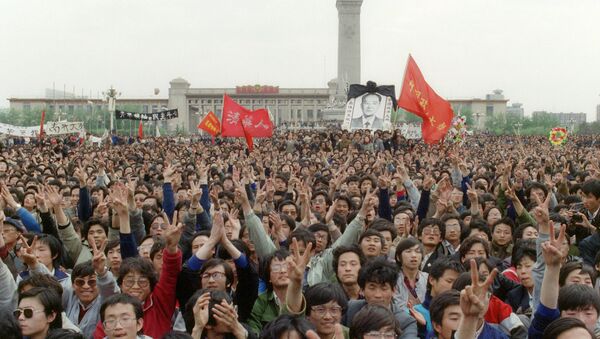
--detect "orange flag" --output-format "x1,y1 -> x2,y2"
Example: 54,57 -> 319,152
198,111 -> 221,136
398,55 -> 454,144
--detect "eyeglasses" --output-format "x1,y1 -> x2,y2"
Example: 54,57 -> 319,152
74,278 -> 97,288
201,272 -> 226,281
13,307 -> 44,319
151,223 -> 168,230
103,316 -> 136,330
310,305 -> 343,317
271,263 -> 288,273
422,228 -> 440,235
122,277 -> 150,288
364,331 -> 396,339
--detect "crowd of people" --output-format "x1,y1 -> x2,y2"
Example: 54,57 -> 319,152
0,127 -> 599,339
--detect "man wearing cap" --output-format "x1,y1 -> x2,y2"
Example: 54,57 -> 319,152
0,215 -> 28,278
0,211 -> 18,310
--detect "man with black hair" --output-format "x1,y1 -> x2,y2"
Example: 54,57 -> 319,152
184,289 -> 256,339
412,257 -> 464,337
100,293 -> 150,339
575,180 -> 600,266
529,210 -> 600,338
332,244 -> 366,300
341,258 -> 417,338
247,249 -> 290,336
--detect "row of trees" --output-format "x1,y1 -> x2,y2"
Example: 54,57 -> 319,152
395,108 -> 599,135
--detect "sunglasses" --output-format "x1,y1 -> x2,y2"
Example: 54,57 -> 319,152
13,307 -> 44,319
74,278 -> 97,288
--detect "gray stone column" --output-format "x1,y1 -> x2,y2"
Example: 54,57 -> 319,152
336,0 -> 363,95
168,77 -> 190,133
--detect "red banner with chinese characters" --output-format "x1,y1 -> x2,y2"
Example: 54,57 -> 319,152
197,111 -> 221,136
398,55 -> 454,144
220,95 -> 273,150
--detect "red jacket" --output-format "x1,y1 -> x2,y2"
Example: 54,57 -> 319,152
93,249 -> 182,339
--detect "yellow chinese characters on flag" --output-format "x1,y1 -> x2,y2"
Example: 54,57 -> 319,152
397,55 -> 454,144
197,111 -> 221,136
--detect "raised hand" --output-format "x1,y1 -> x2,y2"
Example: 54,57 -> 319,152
74,167 -> 89,188
192,292 -> 211,332
163,210 -> 183,253
541,223 -> 567,267
109,183 -> 129,216
422,176 -> 436,191
532,190 -> 552,227
0,181 -> 19,209
90,239 -> 107,275
325,199 -> 339,224
408,301 -> 427,326
460,259 -> 497,318
210,186 -> 220,210
44,185 -> 63,209
189,180 -> 203,202
286,237 -> 313,283
19,235 -> 39,268
34,185 -> 48,213
212,300 -> 246,338
466,183 -> 478,203
358,187 -> 378,220
163,163 -> 175,183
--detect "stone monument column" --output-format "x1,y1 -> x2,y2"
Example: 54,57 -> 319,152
336,0 -> 363,96
167,77 -> 190,133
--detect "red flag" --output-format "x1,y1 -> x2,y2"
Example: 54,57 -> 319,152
398,55 -> 454,144
197,111 -> 221,136
221,94 -> 250,137
138,121 -> 143,139
39,110 -> 45,140
244,108 -> 274,138
220,95 -> 273,151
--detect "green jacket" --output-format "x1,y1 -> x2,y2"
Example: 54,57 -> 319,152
247,291 -> 281,337
245,211 -> 366,286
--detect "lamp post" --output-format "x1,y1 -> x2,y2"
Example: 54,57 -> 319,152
474,112 -> 483,131
569,118 -> 576,134
514,121 -> 522,136
102,86 -> 121,133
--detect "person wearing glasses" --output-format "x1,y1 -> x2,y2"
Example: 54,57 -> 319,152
248,249 -> 291,336
62,254 -> 119,337
93,183 -> 183,339
100,293 -> 151,339
349,304 -> 401,339
15,287 -> 63,339
179,212 -> 258,324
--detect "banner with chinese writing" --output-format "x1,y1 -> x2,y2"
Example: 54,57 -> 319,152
397,55 -> 454,144
0,121 -> 84,138
221,95 -> 273,138
115,109 -> 178,121
197,111 -> 221,136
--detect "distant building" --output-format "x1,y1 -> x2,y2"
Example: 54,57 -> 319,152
449,89 -> 509,129
532,111 -> 586,127
506,103 -> 525,119
596,104 -> 600,122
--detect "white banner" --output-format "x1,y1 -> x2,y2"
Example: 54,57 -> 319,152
0,121 -> 84,137
398,123 -> 422,140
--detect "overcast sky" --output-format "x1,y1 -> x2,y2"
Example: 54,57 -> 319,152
1,0 -> 599,120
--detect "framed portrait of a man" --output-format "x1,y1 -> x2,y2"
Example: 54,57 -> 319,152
342,92 -> 393,131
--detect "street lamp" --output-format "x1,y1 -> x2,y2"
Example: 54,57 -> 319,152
513,121 -> 522,136
102,86 -> 121,133
474,112 -> 483,131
